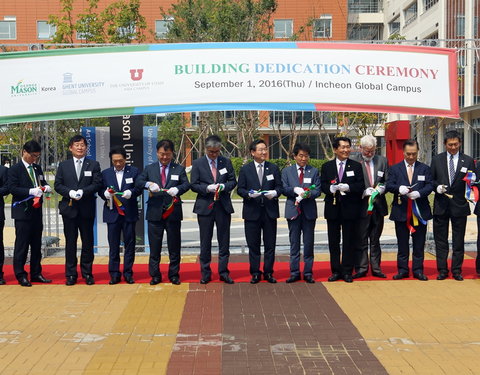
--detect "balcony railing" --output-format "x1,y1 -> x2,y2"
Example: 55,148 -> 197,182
348,0 -> 382,13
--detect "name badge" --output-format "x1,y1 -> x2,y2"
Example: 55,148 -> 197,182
346,170 -> 354,177
125,177 -> 133,184
39,175 -> 44,180
171,175 -> 179,181
304,177 -> 312,184
461,167 -> 467,173
418,175 -> 425,181
377,171 -> 384,177
84,171 -> 92,177
266,174 -> 274,181
219,168 -> 227,175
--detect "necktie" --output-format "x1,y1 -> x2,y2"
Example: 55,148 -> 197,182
299,167 -> 304,185
449,154 -> 455,185
258,164 -> 263,185
365,160 -> 373,187
211,160 -> 217,183
407,164 -> 413,184
161,165 -> 167,187
76,159 -> 82,180
28,165 -> 37,187
338,162 -> 344,181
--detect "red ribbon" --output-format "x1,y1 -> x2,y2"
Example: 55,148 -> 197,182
406,198 -> 415,234
162,196 -> 179,219
108,188 -> 125,216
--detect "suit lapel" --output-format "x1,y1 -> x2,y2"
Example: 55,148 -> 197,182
167,163 -> 177,187
452,153 -> 465,185
78,158 -> 89,183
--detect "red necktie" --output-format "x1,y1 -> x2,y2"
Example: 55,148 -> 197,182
161,165 -> 167,187
211,160 -> 217,183
299,167 -> 304,185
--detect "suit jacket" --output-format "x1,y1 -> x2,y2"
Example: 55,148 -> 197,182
54,158 -> 102,219
386,160 -> 433,222
282,164 -> 321,220
136,161 -> 190,221
431,152 -> 475,217
0,165 -> 8,221
320,159 -> 365,220
8,162 -> 48,220
237,161 -> 283,220
190,155 -> 237,215
101,165 -> 142,223
474,161 -> 480,216
351,154 -> 389,217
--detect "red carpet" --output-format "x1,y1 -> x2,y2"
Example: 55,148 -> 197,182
3,259 -> 479,284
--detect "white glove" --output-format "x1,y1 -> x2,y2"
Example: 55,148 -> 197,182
29,187 -> 43,197
295,196 -> 303,204
407,191 -> 420,200
248,192 -> 262,198
43,185 -> 52,193
207,184 -> 218,193
293,187 -> 305,196
104,189 -> 112,199
75,189 -> 83,200
338,183 -> 350,192
436,185 -> 447,194
330,184 -> 339,194
363,187 -> 375,197
472,173 -> 477,181
399,185 -> 410,195
376,185 -> 386,194
122,189 -> 132,199
69,190 -> 77,199
264,190 -> 277,199
148,182 -> 160,193
166,187 -> 178,197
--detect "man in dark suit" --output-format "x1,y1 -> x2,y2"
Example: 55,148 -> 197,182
351,134 -> 389,279
190,135 -> 237,284
9,140 -> 52,287
237,139 -> 283,284
136,139 -> 190,285
54,135 -> 102,286
386,139 -> 433,281
474,162 -> 480,277
321,137 -> 365,283
101,147 -> 142,285
282,143 -> 321,283
0,164 -> 8,285
431,130 -> 475,281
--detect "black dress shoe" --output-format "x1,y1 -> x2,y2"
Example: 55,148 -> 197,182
66,276 -> 77,286
18,277 -> 32,287
170,277 -> 181,285
264,274 -> 277,283
453,274 -> 464,281
199,278 -> 210,284
109,277 -> 121,285
85,275 -> 95,285
250,274 -> 261,284
150,277 -> 161,285
0,278 -> 5,285
414,273 -> 428,281
343,274 -> 353,283
286,275 -> 301,283
393,273 -> 409,280
31,274 -> 52,283
436,273 -> 448,280
352,271 -> 367,279
328,273 -> 342,282
304,275 -> 315,284
220,275 -> 235,284
372,272 -> 387,278
124,276 -> 135,284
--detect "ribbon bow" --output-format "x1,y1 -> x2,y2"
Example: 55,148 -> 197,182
462,170 -> 479,204
108,186 -> 125,216
208,184 -> 224,209
290,184 -> 316,220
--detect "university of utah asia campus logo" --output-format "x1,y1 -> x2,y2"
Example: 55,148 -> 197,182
129,69 -> 144,81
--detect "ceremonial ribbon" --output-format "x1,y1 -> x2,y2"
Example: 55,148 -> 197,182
405,197 -> 427,234
208,184 -> 224,209
13,186 -> 51,211
108,186 -> 125,216
366,184 -> 384,215
462,170 -> 479,204
290,184 -> 316,220
162,196 -> 179,219
248,189 -> 269,195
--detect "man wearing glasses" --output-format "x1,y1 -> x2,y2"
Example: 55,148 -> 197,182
8,140 -> 52,286
190,135 -> 237,284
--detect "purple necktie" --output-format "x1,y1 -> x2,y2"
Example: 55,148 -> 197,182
338,162 -> 344,181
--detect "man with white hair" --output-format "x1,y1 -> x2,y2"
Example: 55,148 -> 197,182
351,135 -> 389,279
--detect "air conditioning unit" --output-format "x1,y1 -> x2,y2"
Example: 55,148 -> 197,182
28,44 -> 44,51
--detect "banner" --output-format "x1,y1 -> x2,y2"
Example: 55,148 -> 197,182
142,125 -> 158,253
0,42 -> 459,122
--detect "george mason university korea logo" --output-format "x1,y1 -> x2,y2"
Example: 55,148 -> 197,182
129,69 -> 144,81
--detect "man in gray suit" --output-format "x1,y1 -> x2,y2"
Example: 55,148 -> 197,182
282,143 -> 321,283
352,135 -> 389,279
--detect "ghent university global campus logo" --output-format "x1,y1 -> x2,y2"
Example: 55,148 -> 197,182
10,80 -> 38,97
129,69 -> 144,81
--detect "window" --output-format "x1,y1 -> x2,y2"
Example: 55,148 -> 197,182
348,24 -> 381,40
155,19 -> 173,39
274,19 -> 293,38
348,0 -> 381,13
457,15 -> 479,37
404,2 -> 417,27
37,21 -> 56,39
389,17 -> 400,35
313,15 -> 332,38
117,23 -> 136,40
0,18 -> 16,40
423,0 -> 438,11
